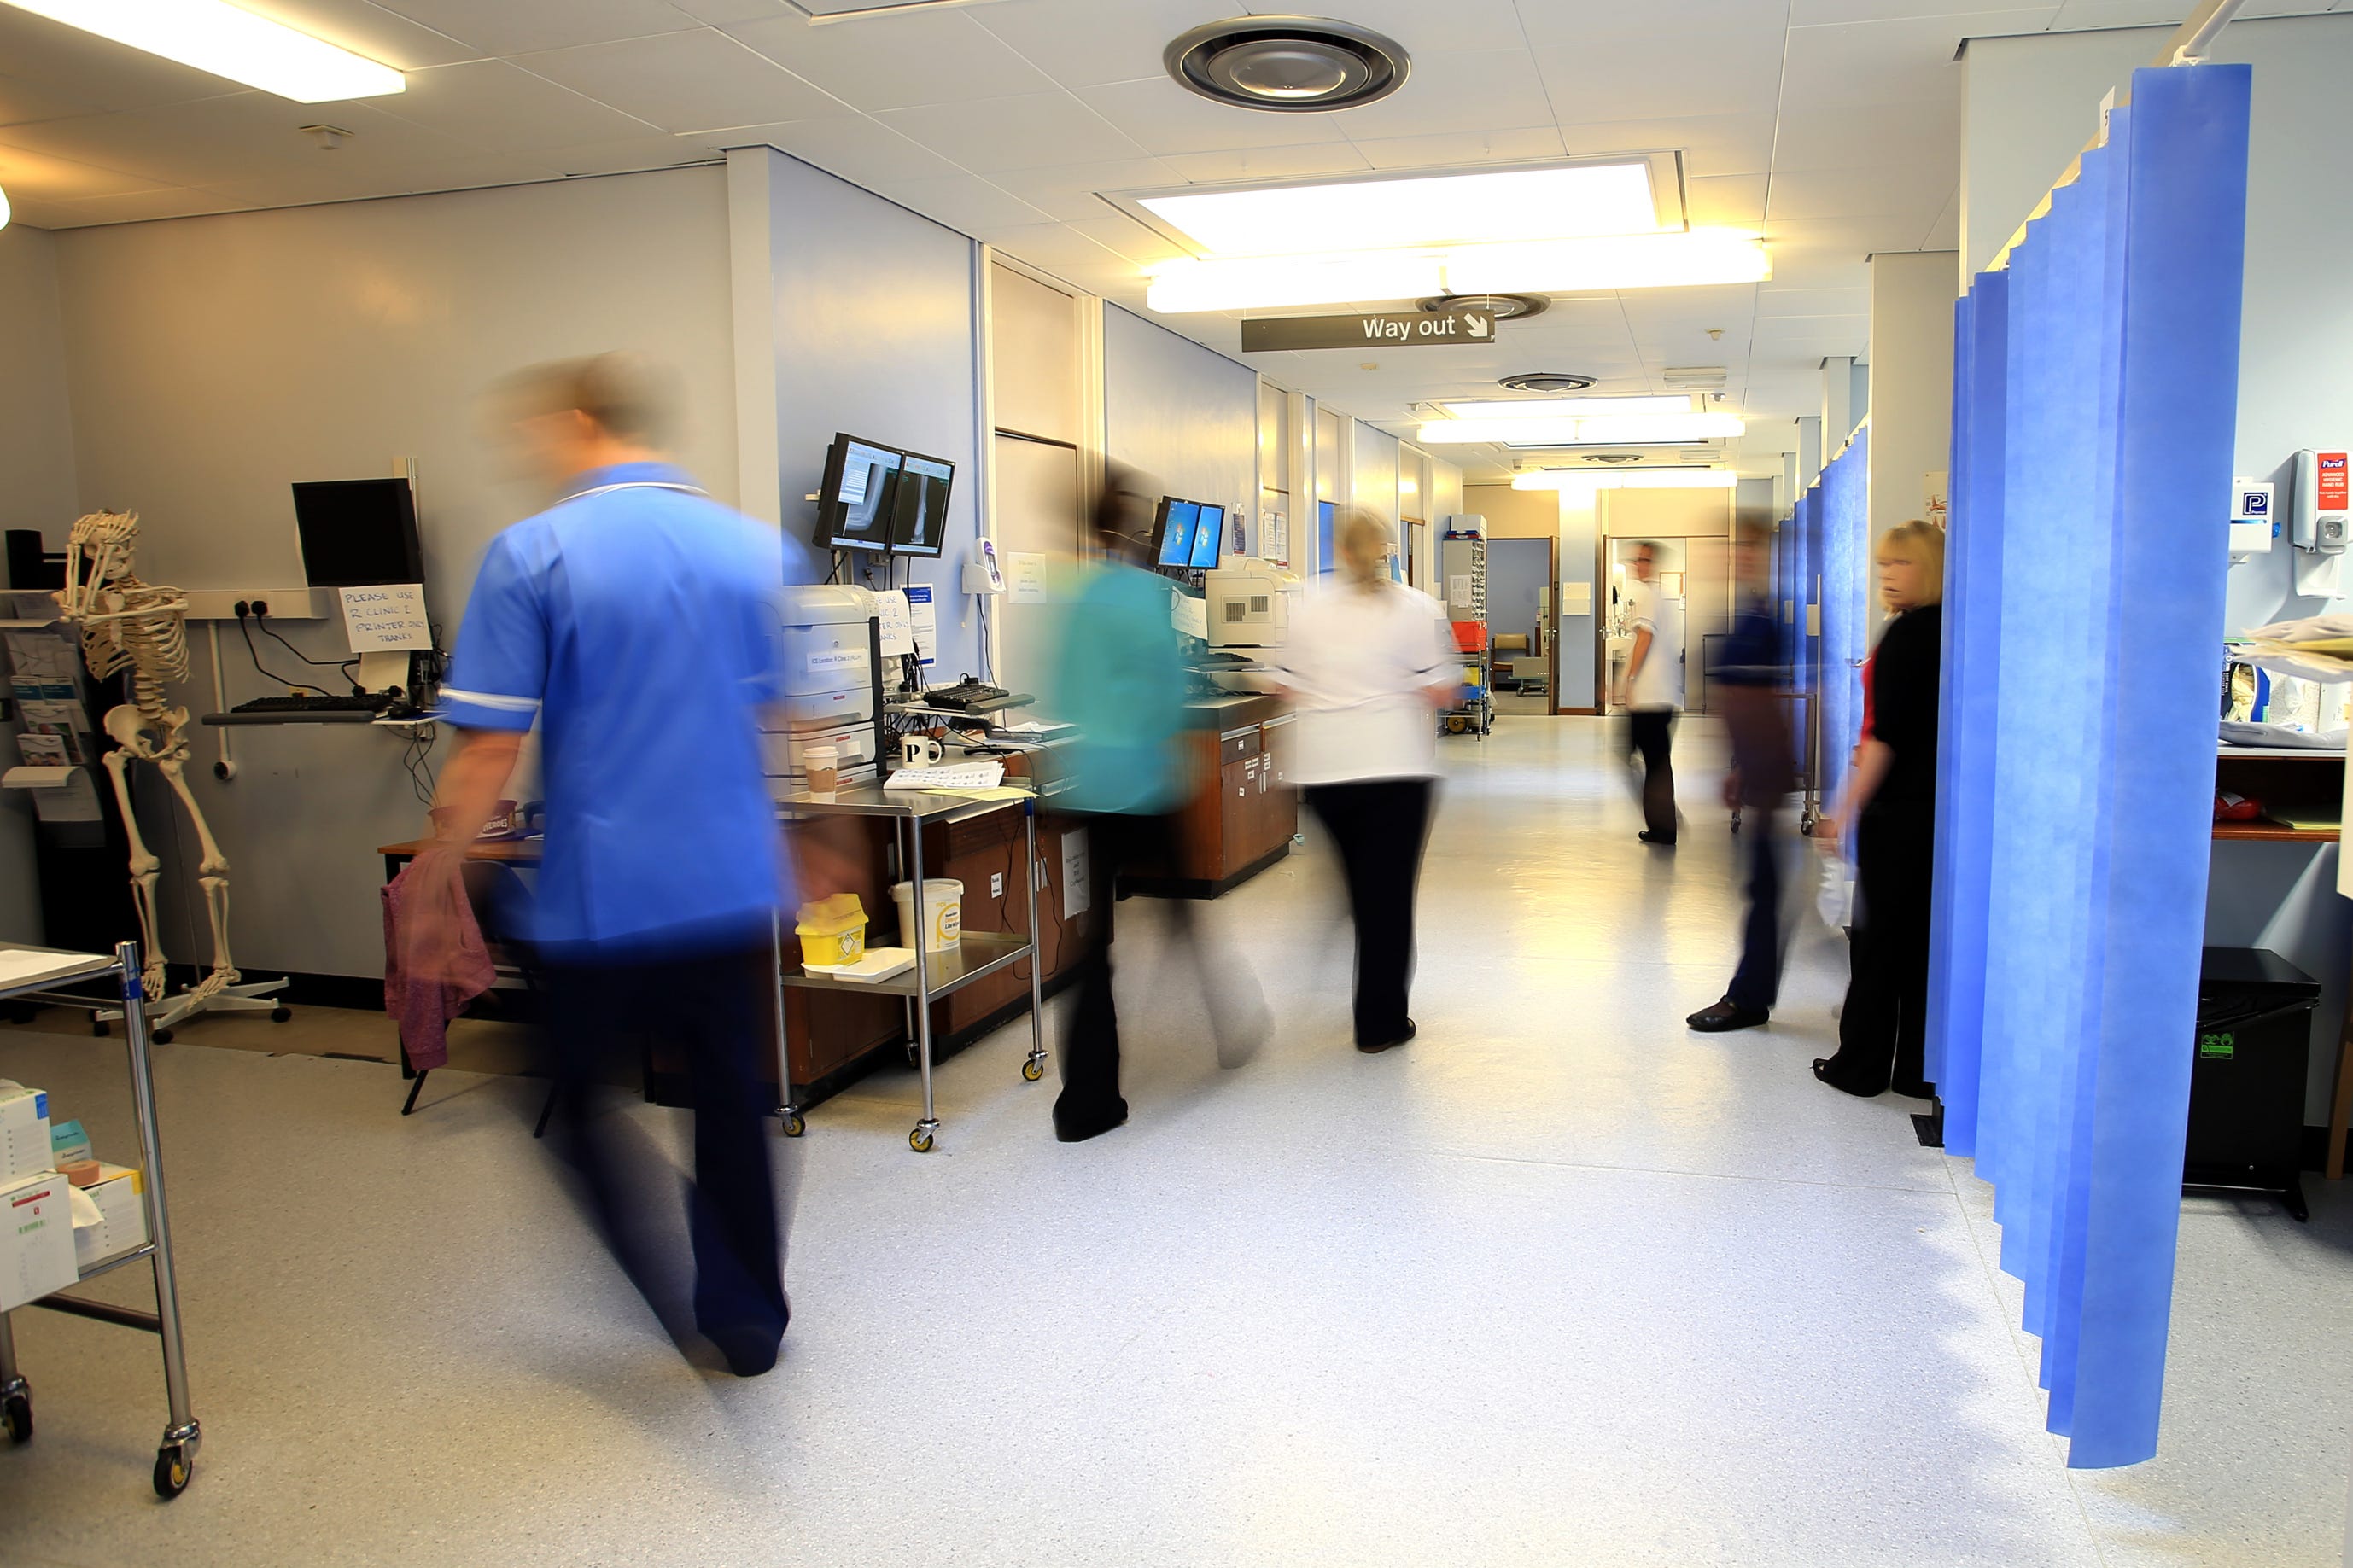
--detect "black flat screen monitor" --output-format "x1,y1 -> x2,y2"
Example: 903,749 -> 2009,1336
819,434 -> 902,552
1189,504 -> 1227,570
889,451 -> 954,558
292,478 -> 423,588
1154,498 -> 1200,570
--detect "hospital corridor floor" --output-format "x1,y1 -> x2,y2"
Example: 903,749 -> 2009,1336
2,717 -> 2346,1567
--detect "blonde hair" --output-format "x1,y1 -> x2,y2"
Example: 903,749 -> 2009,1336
1877,519 -> 1945,601
1334,508 -> 1395,587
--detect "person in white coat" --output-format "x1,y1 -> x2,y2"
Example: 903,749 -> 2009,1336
1276,510 -> 1460,1052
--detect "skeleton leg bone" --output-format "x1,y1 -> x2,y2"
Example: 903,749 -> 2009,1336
101,730 -> 168,1001
157,750 -> 240,1000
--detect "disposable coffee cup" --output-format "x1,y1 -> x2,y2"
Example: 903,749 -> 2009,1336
806,745 -> 839,799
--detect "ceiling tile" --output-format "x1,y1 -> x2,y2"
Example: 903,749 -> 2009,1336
1791,0 -> 2057,20
371,0 -> 705,55
1766,165 -> 1950,221
516,29 -> 841,133
1771,102 -> 1959,172
867,172 -> 1053,236
1158,143 -> 1373,182
1060,213 -> 1188,265
0,9 -> 250,114
38,187 -> 254,228
707,114 -> 967,184
671,0 -> 802,19
1248,0 -> 1536,54
532,132 -> 724,177
875,90 -> 1149,172
1326,48 -> 1556,142
0,94 -> 472,189
972,0 -> 1238,89
1075,77 -> 1359,156
2046,0 -> 2189,24
369,59 -> 661,150
201,151 -> 564,207
1534,32 -> 1789,124
236,0 -> 484,70
726,12 -> 1058,112
988,157 -> 1191,221
1687,172 -> 1768,224
1348,125 -> 1567,172
1757,286 -> 1871,317
0,71 -> 107,130
1517,0 -> 1775,48
1918,182 -> 1961,250
1558,114 -> 1778,178
1782,10 -> 2058,110
981,219 -> 1132,277
0,141 -> 171,201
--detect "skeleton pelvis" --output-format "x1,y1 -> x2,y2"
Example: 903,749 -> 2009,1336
104,703 -> 190,761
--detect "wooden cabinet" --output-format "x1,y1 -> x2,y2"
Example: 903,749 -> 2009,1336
916,808 -> 1090,1044
1132,697 -> 1297,897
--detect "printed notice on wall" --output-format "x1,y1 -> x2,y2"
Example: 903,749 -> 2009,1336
1060,827 -> 1090,920
874,590 -> 915,656
339,584 -> 432,652
907,585 -> 938,668
1446,574 -> 1474,612
1006,552 -> 1050,606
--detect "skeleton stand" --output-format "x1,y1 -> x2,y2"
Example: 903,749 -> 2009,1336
55,511 -> 287,1037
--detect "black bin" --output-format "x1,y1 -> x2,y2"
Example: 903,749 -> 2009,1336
2186,947 -> 2322,1221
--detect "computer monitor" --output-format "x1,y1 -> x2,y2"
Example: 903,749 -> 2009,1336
1189,504 -> 1227,570
889,451 -> 954,559
292,478 -> 423,588
1153,498 -> 1201,571
818,434 -> 902,552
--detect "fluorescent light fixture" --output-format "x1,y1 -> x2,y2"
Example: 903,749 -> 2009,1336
1140,163 -> 1661,259
1417,413 -> 1744,446
1438,396 -> 1692,420
1513,469 -> 1740,492
1149,229 -> 1767,313
3,0 -> 404,102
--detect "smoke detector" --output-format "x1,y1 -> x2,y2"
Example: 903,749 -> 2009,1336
300,124 -> 353,152
1418,292 -> 1548,322
1165,17 -> 1409,112
1498,370 -> 1597,393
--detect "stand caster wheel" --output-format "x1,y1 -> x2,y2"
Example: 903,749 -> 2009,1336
1021,1056 -> 1044,1083
4,1393 -> 31,1443
909,1127 -> 935,1153
154,1444 -> 191,1498
782,1110 -> 805,1138
90,1020 -> 109,1038
270,1006 -> 291,1023
153,1028 -> 174,1045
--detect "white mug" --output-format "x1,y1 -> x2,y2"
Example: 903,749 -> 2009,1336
899,736 -> 943,768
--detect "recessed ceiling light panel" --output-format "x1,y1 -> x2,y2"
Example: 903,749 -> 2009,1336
2,0 -> 404,102
1440,395 -> 1693,419
1165,17 -> 1407,113
1417,413 -> 1745,446
1141,163 -> 1659,259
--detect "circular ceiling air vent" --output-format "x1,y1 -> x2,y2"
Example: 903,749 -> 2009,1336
1165,18 -> 1409,113
1417,293 -> 1548,322
1498,371 -> 1597,393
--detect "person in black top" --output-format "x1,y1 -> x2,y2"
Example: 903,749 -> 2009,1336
1689,520 -> 1795,1032
1813,520 -> 1944,1098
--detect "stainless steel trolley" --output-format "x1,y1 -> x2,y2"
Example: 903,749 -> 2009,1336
773,786 -> 1050,1152
0,941 -> 201,1499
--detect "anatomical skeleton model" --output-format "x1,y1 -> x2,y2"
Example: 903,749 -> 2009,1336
55,510 -> 286,1035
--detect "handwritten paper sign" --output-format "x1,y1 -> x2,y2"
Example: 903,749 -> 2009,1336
875,590 -> 916,657
339,584 -> 431,653
1005,551 -> 1050,606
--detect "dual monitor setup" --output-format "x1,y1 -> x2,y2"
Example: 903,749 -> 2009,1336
1153,497 -> 1229,575
816,433 -> 953,559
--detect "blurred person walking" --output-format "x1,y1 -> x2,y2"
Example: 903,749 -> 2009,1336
1811,521 -> 1945,1099
422,353 -> 808,1375
1045,469 -> 1263,1143
1277,510 -> 1457,1053
1620,540 -> 1684,846
1688,521 -> 1796,1033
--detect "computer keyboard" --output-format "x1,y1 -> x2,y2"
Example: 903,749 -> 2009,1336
923,679 -> 1012,711
231,691 -> 392,714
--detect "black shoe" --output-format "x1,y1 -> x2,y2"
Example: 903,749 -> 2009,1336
1358,1020 -> 1416,1054
1688,998 -> 1768,1033
1812,1058 -> 1881,1098
1054,1098 -> 1129,1142
704,1320 -> 784,1378
1638,831 -> 1677,847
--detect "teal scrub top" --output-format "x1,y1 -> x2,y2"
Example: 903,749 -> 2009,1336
1047,559 -> 1188,818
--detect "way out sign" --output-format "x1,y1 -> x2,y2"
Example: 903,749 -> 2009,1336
1240,307 -> 1497,353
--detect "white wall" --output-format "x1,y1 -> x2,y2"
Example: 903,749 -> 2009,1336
1964,14 -> 2353,1120
1866,251 -> 1957,614
44,168 -> 740,981
1103,305 -> 1257,527
0,224 -> 79,943
1350,421 -> 1401,528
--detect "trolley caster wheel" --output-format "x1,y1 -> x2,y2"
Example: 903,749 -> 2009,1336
4,1393 -> 31,1443
782,1110 -> 806,1138
1021,1056 -> 1044,1082
153,1028 -> 174,1045
154,1444 -> 191,1499
909,1127 -> 935,1153
269,1006 -> 291,1023
90,1020 -> 110,1038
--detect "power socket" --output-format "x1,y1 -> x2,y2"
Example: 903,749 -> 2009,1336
990,871 -> 1004,898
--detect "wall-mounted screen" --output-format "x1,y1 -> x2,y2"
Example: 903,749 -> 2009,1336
819,434 -> 901,552
293,478 -> 423,588
1189,504 -> 1227,570
1154,498 -> 1201,570
890,452 -> 954,559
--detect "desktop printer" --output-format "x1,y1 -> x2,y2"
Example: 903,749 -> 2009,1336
1203,561 -> 1304,650
767,585 -> 881,796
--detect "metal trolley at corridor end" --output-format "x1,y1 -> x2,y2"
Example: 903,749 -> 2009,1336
0,941 -> 202,1499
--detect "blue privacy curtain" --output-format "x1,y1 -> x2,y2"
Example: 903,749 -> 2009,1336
1818,428 -> 1870,809
1801,485 -> 1824,784
1925,64 -> 2250,1469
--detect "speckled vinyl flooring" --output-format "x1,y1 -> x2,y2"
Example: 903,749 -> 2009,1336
0,718 -> 2344,1566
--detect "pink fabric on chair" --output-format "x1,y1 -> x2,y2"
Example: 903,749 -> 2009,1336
382,854 -> 495,1071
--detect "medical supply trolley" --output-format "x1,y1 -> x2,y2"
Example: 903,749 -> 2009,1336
0,940 -> 202,1498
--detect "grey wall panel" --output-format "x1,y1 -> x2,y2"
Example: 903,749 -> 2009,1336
1103,305 -> 1256,526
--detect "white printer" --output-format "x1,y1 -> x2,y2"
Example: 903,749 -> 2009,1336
763,585 -> 881,797
1202,561 -> 1305,650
